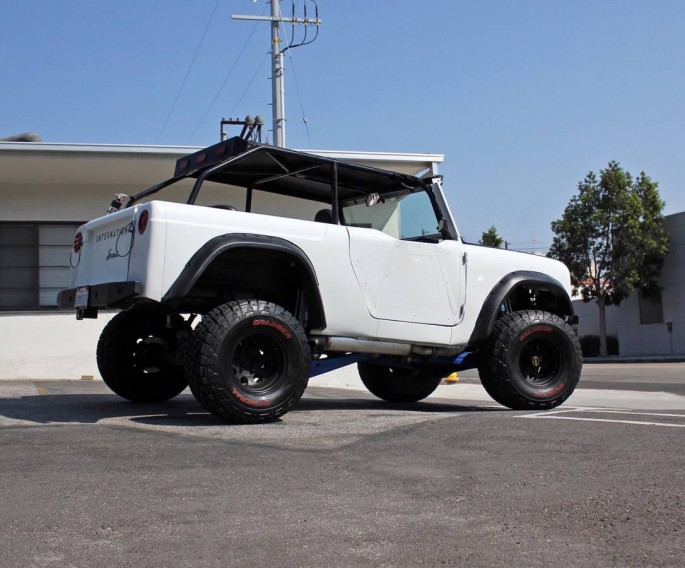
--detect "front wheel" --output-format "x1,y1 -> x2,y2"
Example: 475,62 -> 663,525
478,310 -> 582,410
185,300 -> 311,423
358,362 -> 445,403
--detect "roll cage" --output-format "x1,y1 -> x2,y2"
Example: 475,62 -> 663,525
125,137 -> 456,239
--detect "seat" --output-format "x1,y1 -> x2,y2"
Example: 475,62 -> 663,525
314,208 -> 334,224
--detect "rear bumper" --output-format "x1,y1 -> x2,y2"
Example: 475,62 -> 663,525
57,281 -> 142,310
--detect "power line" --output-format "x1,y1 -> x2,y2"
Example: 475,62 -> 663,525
232,0 -> 321,147
157,0 -> 220,142
279,19 -> 312,147
191,3 -> 268,142
228,51 -> 270,120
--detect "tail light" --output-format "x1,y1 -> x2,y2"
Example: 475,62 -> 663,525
138,210 -> 149,234
73,232 -> 83,253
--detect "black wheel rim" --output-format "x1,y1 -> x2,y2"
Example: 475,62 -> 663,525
231,332 -> 287,394
518,337 -> 563,388
131,335 -> 175,376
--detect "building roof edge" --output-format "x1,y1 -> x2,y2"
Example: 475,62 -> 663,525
0,141 -> 444,164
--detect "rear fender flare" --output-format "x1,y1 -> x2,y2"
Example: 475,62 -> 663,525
163,233 -> 325,329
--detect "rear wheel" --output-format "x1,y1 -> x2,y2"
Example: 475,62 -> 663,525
185,300 -> 310,423
97,309 -> 188,402
358,362 -> 445,403
478,310 -> 582,410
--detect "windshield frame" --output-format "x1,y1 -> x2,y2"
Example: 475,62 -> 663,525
340,185 -> 454,242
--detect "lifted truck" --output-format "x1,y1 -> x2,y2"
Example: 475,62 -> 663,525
58,136 -> 582,423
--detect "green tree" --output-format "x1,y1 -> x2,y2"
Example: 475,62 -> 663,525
479,226 -> 504,248
548,161 -> 669,357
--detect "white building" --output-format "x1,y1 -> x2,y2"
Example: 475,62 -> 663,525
0,139 -> 443,379
573,211 -> 684,356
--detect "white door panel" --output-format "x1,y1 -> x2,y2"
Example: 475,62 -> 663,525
348,228 -> 461,326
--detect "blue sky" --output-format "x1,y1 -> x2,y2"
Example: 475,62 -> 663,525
2,0 -> 684,248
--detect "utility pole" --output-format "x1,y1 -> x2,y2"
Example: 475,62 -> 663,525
232,0 -> 321,148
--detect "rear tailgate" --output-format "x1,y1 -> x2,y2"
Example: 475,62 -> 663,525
70,208 -> 137,288
59,203 -> 164,312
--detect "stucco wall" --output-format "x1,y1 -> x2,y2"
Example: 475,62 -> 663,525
571,298 -> 619,339
0,312 -> 113,380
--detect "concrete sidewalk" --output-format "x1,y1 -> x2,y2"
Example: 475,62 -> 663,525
584,355 -> 685,364
311,365 -> 685,411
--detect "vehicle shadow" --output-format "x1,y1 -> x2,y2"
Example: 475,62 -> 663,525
293,396 -> 500,414
0,387 -> 500,427
0,393 -> 216,426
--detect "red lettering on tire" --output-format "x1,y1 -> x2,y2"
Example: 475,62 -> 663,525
519,325 -> 553,342
531,383 -> 566,399
231,387 -> 271,407
252,318 -> 292,339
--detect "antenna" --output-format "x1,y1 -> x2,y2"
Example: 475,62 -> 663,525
232,0 -> 321,147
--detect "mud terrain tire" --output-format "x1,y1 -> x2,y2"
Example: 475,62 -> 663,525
358,362 -> 445,403
97,309 -> 188,402
185,300 -> 310,423
478,310 -> 582,410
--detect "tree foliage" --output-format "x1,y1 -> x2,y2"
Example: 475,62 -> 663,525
479,225 -> 504,248
548,161 -> 669,356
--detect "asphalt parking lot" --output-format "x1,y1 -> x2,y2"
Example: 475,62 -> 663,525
1,365 -> 684,567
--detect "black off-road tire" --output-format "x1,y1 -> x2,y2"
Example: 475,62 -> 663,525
97,309 -> 188,402
358,362 -> 445,403
185,300 -> 310,423
478,310 -> 582,410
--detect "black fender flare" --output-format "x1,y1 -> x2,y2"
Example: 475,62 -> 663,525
469,271 -> 574,345
162,233 -> 326,329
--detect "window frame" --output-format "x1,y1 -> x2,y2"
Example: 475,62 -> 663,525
0,221 -> 84,313
638,290 -> 664,326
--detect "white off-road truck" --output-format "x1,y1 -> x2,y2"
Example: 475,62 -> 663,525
58,137 -> 581,423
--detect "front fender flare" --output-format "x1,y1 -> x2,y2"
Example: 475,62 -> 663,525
468,271 -> 573,345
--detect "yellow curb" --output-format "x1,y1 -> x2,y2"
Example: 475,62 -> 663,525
443,372 -> 459,384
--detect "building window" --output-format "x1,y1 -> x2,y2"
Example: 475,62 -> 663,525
0,222 -> 81,311
639,291 -> 664,325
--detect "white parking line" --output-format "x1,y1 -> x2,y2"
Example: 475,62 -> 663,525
522,416 -> 685,428
519,408 -> 685,428
579,409 -> 685,418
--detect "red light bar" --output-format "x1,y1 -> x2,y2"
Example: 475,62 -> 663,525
174,136 -> 251,178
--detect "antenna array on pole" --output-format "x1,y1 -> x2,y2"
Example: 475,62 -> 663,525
232,0 -> 321,147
